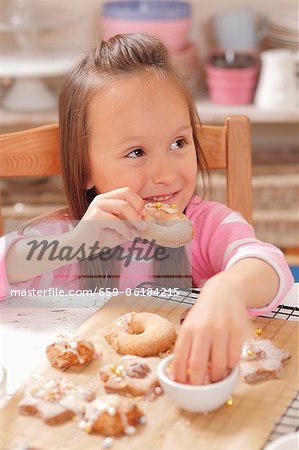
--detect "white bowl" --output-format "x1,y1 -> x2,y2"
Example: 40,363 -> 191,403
157,355 -> 239,413
264,433 -> 298,450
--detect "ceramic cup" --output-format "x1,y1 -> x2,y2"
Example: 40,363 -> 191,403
211,8 -> 267,50
205,52 -> 260,104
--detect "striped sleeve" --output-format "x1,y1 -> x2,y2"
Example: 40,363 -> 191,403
0,220 -> 79,301
208,209 -> 294,315
185,197 -> 294,316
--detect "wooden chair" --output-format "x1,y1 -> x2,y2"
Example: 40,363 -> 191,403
196,115 -> 252,224
0,116 -> 253,235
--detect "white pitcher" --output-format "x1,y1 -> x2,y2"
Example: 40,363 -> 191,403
255,49 -> 297,109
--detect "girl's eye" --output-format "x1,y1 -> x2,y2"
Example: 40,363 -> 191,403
171,139 -> 185,150
126,148 -> 144,158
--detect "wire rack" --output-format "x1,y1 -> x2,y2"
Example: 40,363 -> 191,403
267,391 -> 299,443
135,282 -> 299,447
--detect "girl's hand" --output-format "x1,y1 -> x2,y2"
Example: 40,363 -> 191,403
71,187 -> 149,249
173,272 -> 248,385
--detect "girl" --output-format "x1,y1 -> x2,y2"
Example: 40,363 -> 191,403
0,34 -> 293,385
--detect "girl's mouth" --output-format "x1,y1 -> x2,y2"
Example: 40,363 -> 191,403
145,193 -> 176,203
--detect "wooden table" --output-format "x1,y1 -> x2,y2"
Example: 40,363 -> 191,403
0,284 -> 298,450
0,283 -> 298,396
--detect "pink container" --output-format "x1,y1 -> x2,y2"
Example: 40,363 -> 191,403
102,17 -> 191,52
205,53 -> 259,104
101,1 -> 191,52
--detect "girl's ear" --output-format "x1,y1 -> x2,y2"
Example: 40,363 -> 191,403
86,172 -> 94,190
86,180 -> 94,190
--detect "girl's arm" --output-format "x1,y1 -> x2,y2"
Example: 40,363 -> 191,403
5,187 -> 148,285
6,230 -> 79,284
174,199 -> 294,386
206,257 -> 280,309
173,257 -> 281,386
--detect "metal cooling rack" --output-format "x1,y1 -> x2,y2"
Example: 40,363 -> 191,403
266,391 -> 299,445
134,282 -> 299,447
135,282 -> 299,320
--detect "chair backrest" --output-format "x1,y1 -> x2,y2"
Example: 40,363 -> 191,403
0,116 -> 253,235
196,115 -> 252,224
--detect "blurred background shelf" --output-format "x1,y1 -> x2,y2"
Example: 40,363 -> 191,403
1,100 -> 298,132
195,98 -> 298,124
0,108 -> 58,131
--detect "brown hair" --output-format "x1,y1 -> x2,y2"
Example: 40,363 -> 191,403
57,33 -> 208,290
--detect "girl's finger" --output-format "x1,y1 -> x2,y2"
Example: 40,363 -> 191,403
90,210 -> 134,243
100,227 -> 134,248
210,328 -> 229,382
97,187 -> 145,216
173,328 -> 192,384
180,307 -> 191,325
94,198 -> 148,231
188,331 -> 211,385
228,323 -> 245,369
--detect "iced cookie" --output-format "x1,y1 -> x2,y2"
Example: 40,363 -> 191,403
46,332 -> 99,370
78,394 -> 145,436
240,339 -> 291,383
18,377 -> 95,425
100,355 -> 161,397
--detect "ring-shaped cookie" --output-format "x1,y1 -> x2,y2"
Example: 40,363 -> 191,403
105,312 -> 176,357
140,202 -> 193,247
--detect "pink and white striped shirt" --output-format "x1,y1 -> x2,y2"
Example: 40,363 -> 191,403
0,196 -> 293,315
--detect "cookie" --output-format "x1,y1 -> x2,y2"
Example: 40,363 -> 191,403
78,394 -> 145,436
18,377 -> 95,425
105,312 -> 176,357
100,355 -> 161,397
46,332 -> 99,370
240,339 -> 291,383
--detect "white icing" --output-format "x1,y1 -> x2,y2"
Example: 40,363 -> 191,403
44,379 -> 56,390
59,393 -> 87,414
51,333 -> 94,365
70,341 -> 78,350
20,377 -> 93,421
108,406 -> 116,416
83,395 -> 140,435
139,416 -> 147,425
240,339 -> 290,382
125,425 -> 136,435
102,437 -> 114,448
79,419 -> 87,430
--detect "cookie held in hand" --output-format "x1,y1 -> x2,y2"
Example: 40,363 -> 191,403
140,202 -> 194,248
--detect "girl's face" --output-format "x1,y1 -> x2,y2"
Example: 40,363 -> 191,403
87,74 -> 198,212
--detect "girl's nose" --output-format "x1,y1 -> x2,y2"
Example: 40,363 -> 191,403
149,156 -> 177,185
